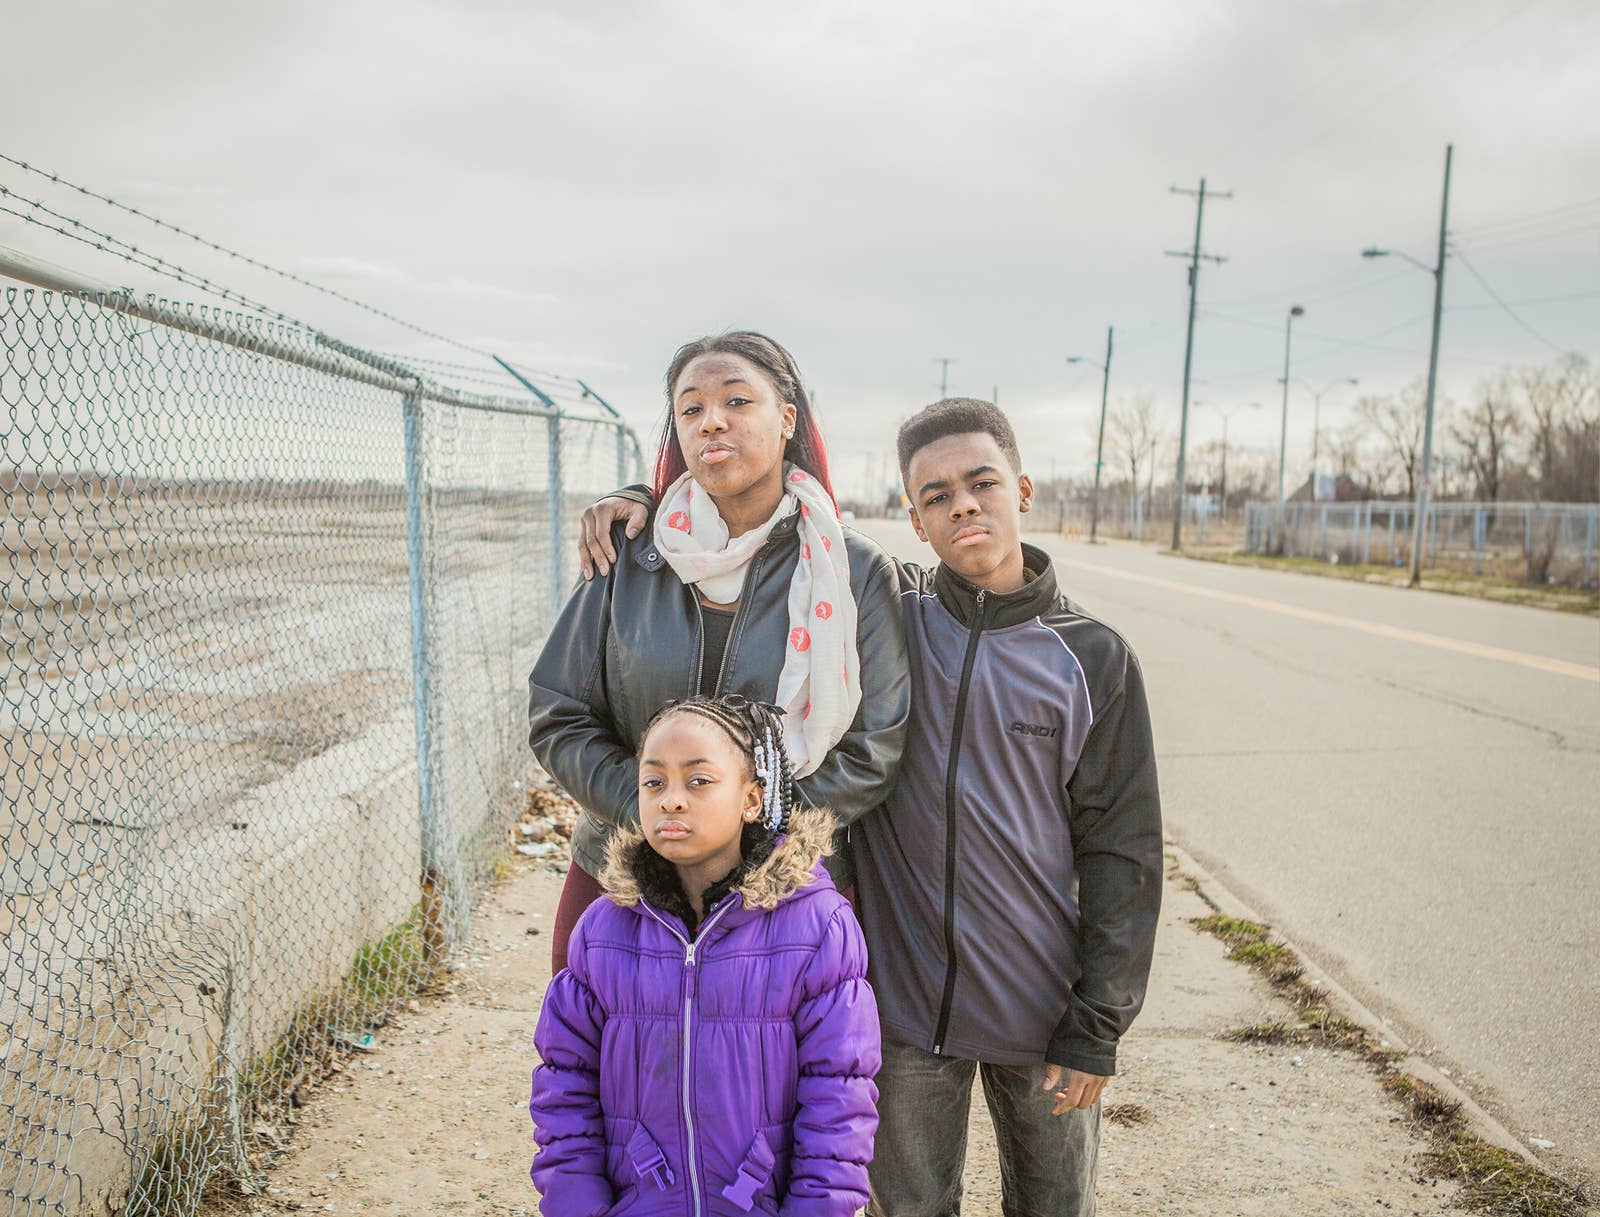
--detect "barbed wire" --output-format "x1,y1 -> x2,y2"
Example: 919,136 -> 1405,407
0,172 -> 588,407
0,152 -> 496,359
1,183 -> 310,327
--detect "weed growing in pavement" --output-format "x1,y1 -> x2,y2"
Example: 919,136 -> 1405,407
1103,1103 -> 1152,1127
1384,1076 -> 1592,1217
1188,905 -> 1592,1216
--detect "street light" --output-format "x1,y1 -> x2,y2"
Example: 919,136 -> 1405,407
1201,401 -> 1260,521
1276,305 -> 1305,502
1362,142 -> 1453,588
1066,324 -> 1115,543
1296,377 -> 1359,499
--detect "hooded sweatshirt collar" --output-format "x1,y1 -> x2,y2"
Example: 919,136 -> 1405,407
932,542 -> 1060,630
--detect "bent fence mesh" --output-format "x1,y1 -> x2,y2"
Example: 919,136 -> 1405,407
0,286 -> 637,1215
1242,500 -> 1599,587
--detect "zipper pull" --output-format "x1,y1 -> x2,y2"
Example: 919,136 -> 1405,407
685,942 -> 698,998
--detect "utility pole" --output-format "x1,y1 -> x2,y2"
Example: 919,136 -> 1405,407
993,384 -> 999,405
1067,326 -> 1115,543
933,357 -> 956,398
1167,178 -> 1231,550
1411,145 -> 1453,587
1361,143 -> 1453,587
1276,304 -> 1305,502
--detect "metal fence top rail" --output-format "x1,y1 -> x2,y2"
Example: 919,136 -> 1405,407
1247,499 -> 1598,513
0,242 -> 623,427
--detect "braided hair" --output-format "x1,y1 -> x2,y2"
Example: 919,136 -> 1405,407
641,694 -> 798,835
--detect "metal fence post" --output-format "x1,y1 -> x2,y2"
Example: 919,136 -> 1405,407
1474,506 -> 1484,575
401,385 -> 451,967
616,422 -> 629,490
1586,506 -> 1596,587
1362,501 -> 1373,565
549,410 -> 564,602
1319,504 -> 1328,559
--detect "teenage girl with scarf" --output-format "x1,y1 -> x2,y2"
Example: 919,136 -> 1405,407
527,331 -> 910,971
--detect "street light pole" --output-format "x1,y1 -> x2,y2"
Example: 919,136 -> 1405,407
1301,377 -> 1359,498
1202,401 -> 1259,521
1277,305 -> 1305,503
1068,325 -> 1115,544
1362,142 -> 1453,587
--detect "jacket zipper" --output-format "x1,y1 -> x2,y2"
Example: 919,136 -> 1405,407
642,898 -> 735,1215
932,588 -> 986,1054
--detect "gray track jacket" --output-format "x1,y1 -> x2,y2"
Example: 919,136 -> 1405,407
851,544 -> 1162,1075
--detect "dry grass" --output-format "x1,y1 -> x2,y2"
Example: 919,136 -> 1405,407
1181,549 -> 1600,617
1384,1075 -> 1593,1217
1104,1102 -> 1152,1127
1189,904 -> 1592,1216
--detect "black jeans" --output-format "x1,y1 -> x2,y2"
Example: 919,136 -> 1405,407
867,1038 -> 1102,1217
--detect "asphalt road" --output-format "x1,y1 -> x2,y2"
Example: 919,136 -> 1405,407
856,518 -> 1600,1179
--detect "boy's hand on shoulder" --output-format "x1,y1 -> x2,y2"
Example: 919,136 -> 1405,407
578,496 -> 648,579
1041,1064 -> 1109,1115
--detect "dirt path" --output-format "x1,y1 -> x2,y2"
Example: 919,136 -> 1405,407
202,833 -> 1474,1216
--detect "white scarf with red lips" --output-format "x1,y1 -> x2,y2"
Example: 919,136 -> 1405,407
652,463 -> 860,778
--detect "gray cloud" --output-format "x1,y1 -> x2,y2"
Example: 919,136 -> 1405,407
4,0 -> 1596,495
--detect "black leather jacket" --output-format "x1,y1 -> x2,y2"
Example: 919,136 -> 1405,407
527,511 -> 910,884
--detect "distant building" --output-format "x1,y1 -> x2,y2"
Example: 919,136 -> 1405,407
1288,473 -> 1369,503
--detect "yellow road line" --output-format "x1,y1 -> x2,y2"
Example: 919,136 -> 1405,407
1056,559 -> 1600,684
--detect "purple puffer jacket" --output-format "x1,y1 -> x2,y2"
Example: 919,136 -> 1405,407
530,806 -> 880,1217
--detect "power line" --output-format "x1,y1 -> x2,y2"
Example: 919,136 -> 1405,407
1454,193 -> 1600,237
1458,220 -> 1600,254
0,152 -> 493,358
1451,288 -> 1600,309
1454,251 -> 1569,354
1198,307 -> 1436,358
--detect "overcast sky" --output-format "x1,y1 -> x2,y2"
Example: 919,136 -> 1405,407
4,0 -> 1597,499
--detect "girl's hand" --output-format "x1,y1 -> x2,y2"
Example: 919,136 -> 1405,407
579,497 -> 650,579
1041,1064 -> 1108,1115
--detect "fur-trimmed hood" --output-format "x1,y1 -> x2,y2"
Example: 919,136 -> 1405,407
598,804 -> 837,913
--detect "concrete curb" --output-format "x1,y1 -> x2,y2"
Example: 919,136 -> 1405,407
1164,838 -> 1548,1171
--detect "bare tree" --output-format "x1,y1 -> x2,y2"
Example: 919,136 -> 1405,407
1517,353 -> 1598,503
1355,380 -> 1447,501
1107,394 -> 1159,498
1325,419 -> 1372,489
1451,373 -> 1521,506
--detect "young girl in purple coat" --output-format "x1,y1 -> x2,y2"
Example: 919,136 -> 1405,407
530,696 -> 881,1217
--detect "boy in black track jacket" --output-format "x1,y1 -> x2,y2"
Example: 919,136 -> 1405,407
852,399 -> 1163,1217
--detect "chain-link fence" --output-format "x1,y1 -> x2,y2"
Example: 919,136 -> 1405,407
1026,494 -> 1238,548
1243,499 -> 1600,586
1,272 -> 641,1215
